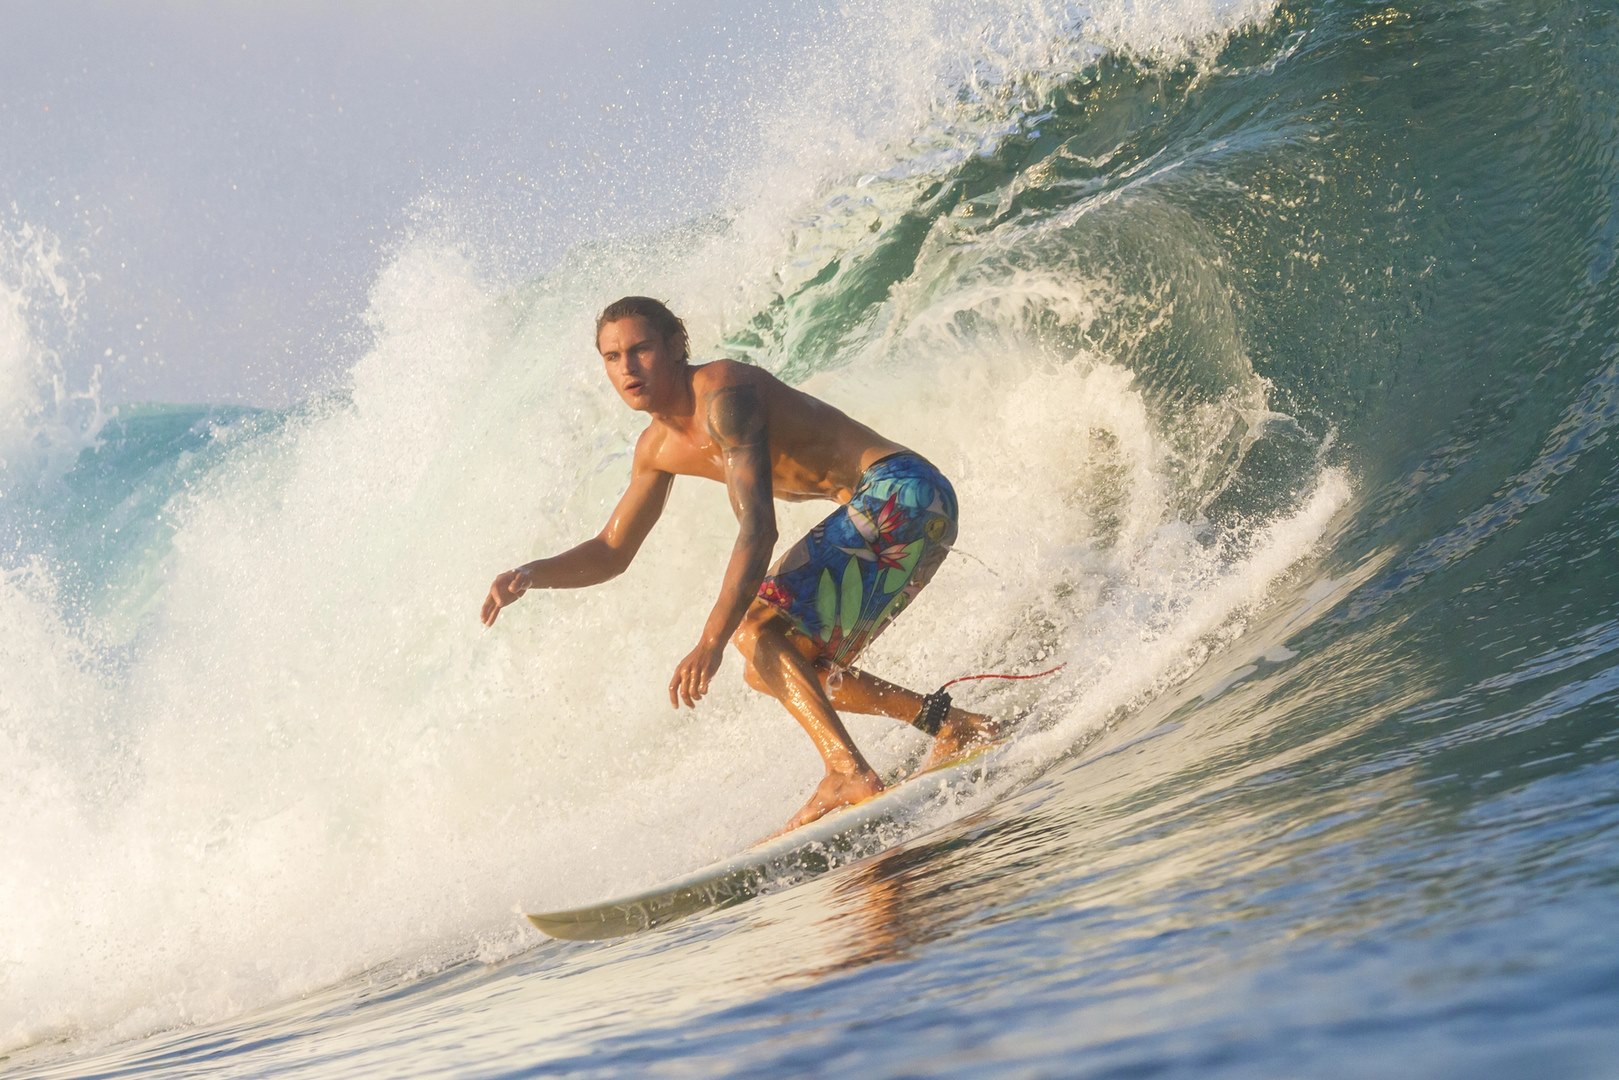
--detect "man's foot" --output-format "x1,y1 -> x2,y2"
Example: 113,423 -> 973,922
779,767 -> 884,834
920,709 -> 1001,771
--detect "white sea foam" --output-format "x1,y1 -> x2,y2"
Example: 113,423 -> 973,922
0,217 -> 107,500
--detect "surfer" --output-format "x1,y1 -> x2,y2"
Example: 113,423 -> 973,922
481,296 -> 996,830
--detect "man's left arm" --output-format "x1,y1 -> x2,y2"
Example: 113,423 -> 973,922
669,383 -> 778,708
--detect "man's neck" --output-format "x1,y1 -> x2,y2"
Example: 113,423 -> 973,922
648,365 -> 698,428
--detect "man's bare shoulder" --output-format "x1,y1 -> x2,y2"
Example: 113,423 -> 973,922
691,358 -> 779,394
630,421 -> 671,471
692,360 -> 800,431
685,361 -> 768,456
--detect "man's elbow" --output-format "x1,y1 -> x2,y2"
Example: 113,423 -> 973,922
591,534 -> 636,582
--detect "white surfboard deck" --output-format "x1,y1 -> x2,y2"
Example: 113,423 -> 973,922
524,740 -> 1012,941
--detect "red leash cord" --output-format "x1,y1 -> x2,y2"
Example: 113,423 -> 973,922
941,663 -> 1067,691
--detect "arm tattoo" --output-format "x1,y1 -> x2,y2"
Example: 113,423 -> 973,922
707,385 -> 767,452
709,384 -> 774,537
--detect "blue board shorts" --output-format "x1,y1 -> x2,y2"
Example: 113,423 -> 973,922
756,452 -> 958,670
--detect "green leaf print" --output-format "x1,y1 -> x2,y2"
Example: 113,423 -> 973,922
815,568 -> 839,641
839,558 -> 863,637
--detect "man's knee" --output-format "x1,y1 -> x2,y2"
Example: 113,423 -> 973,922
736,602 -> 821,690
742,662 -> 772,694
734,602 -> 776,691
733,602 -> 772,659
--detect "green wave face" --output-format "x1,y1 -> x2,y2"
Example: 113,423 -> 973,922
727,0 -> 1617,530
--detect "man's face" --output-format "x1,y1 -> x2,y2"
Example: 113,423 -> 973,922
598,316 -> 681,412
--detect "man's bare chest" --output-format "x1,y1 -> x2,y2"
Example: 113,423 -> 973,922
648,432 -> 726,483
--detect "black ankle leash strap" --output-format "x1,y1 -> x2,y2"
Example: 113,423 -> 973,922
913,688 -> 953,737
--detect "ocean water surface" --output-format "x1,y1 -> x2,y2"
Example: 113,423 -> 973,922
4,0 -> 1619,1076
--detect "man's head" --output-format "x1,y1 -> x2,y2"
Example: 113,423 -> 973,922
595,296 -> 690,413
595,296 -> 689,362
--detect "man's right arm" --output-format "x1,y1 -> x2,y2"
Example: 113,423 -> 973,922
481,452 -> 673,627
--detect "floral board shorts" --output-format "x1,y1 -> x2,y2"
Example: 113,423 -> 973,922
757,452 -> 958,671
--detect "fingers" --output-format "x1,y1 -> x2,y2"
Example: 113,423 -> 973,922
668,647 -> 723,709
669,670 -> 696,708
480,571 -> 525,627
671,678 -> 694,707
668,663 -> 708,709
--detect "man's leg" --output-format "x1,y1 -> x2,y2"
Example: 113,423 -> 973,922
734,601 -> 883,831
820,667 -> 1001,768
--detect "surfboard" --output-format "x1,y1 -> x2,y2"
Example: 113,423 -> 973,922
523,740 -> 1011,941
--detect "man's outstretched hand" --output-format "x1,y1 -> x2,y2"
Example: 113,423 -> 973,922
670,638 -> 725,708
481,567 -> 532,627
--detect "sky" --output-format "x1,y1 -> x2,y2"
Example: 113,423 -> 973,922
3,1 -> 800,406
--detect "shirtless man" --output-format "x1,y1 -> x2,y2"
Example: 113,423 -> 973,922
481,296 -> 995,830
